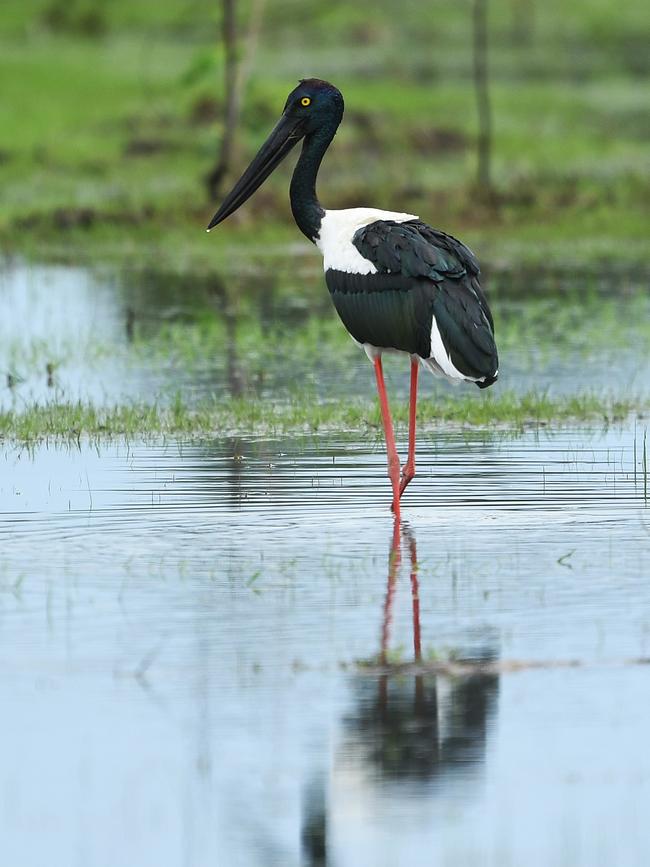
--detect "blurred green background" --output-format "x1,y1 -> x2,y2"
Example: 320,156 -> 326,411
1,0 -> 649,273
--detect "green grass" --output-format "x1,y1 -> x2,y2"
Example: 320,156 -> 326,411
1,3 -> 648,443
1,0 -> 649,271
0,391 -> 645,443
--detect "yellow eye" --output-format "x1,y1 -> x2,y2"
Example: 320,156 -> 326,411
301,97 -> 311,107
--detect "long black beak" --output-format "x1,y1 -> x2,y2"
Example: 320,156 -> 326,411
207,113 -> 306,231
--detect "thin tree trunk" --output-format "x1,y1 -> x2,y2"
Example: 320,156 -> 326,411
207,275 -> 244,397
472,0 -> 493,200
206,0 -> 266,201
510,0 -> 535,46
238,0 -> 266,104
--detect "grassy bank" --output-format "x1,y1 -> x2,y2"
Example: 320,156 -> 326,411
1,0 -> 649,271
0,391 -> 645,443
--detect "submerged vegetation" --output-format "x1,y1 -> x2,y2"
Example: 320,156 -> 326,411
0,391 -> 645,443
1,263 -> 649,443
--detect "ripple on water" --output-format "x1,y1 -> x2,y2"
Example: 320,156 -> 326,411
0,425 -> 649,863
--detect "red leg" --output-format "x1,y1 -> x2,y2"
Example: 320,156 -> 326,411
399,359 -> 419,498
373,357 -> 401,517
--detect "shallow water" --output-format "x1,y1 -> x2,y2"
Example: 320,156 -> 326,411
1,422 -> 649,866
2,260 -> 650,409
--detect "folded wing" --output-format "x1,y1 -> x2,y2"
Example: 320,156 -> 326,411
325,219 -> 498,387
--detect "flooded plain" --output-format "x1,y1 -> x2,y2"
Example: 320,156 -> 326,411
2,260 -> 650,409
1,262 -> 650,866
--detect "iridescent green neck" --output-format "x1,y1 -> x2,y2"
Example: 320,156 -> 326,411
290,122 -> 338,242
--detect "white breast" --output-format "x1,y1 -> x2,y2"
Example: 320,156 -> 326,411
315,207 -> 417,274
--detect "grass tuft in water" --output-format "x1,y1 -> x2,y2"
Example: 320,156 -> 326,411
638,425 -> 649,502
0,391 -> 645,443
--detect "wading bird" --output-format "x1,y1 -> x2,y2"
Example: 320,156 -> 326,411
208,79 -> 498,518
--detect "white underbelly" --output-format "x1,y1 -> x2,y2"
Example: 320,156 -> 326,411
355,331 -> 484,386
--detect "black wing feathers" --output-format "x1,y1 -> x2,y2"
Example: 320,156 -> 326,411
356,219 -> 480,281
325,270 -> 434,358
326,219 -> 498,387
432,276 -> 496,383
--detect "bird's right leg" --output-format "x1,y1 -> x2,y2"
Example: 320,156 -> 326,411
373,356 -> 401,518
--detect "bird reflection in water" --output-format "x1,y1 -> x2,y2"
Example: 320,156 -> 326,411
301,521 -> 500,864
356,520 -> 500,782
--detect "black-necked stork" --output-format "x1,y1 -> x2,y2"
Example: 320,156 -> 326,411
208,79 -> 498,518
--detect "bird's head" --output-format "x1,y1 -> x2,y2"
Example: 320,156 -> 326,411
281,78 -> 344,137
207,78 -> 343,231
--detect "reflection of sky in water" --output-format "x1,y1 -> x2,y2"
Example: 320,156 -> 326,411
1,261 -> 649,410
0,262 -> 132,407
0,423 -> 649,865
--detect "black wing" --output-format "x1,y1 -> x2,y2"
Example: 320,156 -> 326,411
325,219 -> 498,387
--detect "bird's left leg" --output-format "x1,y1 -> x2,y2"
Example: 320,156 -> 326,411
399,359 -> 419,498
373,356 -> 401,517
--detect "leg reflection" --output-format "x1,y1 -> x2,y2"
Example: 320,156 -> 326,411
404,522 -> 425,710
344,521 -> 499,787
379,517 -> 402,719
301,775 -> 327,866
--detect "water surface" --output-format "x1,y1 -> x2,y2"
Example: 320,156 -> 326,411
2,261 -> 649,409
1,422 -> 649,866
